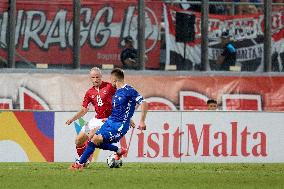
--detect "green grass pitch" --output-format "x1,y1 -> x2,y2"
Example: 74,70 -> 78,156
0,163 -> 283,189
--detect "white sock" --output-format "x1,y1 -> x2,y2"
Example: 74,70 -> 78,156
116,148 -> 122,154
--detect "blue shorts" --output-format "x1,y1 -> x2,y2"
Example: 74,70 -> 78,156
95,119 -> 129,143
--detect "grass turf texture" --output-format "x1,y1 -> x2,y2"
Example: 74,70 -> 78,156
0,163 -> 283,189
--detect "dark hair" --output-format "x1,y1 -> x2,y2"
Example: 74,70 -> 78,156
124,36 -> 133,43
207,99 -> 217,105
111,68 -> 124,81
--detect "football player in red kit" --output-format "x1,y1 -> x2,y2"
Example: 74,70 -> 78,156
66,67 -> 116,165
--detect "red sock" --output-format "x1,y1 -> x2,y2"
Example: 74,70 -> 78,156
76,144 -> 87,157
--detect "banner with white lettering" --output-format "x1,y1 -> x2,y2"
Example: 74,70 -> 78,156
164,5 -> 284,71
0,0 -> 162,69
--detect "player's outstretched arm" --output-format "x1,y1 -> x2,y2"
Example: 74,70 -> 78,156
138,101 -> 148,130
66,107 -> 88,125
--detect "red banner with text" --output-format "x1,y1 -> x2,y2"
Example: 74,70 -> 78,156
0,0 -> 162,69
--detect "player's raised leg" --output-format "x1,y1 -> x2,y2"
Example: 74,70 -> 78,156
76,122 -> 97,156
70,133 -> 102,169
71,119 -> 102,169
70,121 -> 127,169
79,134 -> 103,164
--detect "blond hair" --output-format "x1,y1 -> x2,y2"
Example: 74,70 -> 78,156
89,67 -> 102,75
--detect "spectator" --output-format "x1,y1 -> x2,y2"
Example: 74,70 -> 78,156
216,31 -> 237,71
120,36 -> 139,70
210,0 -> 227,15
207,99 -> 218,110
236,0 -> 259,14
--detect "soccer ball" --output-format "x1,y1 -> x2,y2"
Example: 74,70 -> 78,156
106,154 -> 123,168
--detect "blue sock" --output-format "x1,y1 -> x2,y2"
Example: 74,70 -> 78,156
79,142 -> 96,164
99,143 -> 118,152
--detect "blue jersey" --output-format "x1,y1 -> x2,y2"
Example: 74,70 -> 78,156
109,84 -> 144,123
95,84 -> 144,143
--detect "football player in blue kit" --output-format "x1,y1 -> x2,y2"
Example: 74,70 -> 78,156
70,68 -> 148,169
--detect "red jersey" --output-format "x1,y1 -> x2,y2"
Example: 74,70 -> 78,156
82,81 -> 116,119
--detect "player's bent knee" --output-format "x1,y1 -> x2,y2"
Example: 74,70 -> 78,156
88,129 -> 96,139
91,134 -> 103,146
75,137 -> 83,146
75,132 -> 88,146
